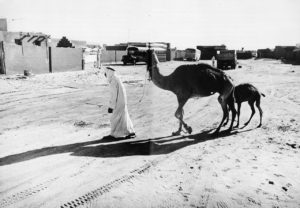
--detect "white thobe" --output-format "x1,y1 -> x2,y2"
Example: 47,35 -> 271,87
106,69 -> 135,138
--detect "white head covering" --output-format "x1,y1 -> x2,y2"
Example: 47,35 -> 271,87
104,67 -> 115,83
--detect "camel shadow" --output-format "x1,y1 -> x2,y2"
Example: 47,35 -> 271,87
0,129 -> 242,166
70,129 -> 236,158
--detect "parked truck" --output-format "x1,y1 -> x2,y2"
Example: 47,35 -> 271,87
216,50 -> 237,69
121,46 -> 148,65
184,48 -> 201,61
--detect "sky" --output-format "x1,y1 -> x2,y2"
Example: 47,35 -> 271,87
0,0 -> 300,50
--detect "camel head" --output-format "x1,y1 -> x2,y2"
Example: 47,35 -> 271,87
146,49 -> 159,80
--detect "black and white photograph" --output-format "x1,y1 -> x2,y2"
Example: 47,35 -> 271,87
0,0 -> 300,207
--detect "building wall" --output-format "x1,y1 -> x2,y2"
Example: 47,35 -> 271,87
101,49 -> 126,63
84,54 -> 97,63
3,43 -> 83,75
257,49 -> 274,59
156,50 -> 167,62
70,40 -> 87,48
170,48 -> 176,60
51,47 -> 83,72
0,19 -> 8,31
4,43 -> 49,75
175,50 -> 186,60
237,51 -> 253,59
0,31 -> 4,41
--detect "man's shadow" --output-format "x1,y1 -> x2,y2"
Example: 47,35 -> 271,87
0,128 -> 247,166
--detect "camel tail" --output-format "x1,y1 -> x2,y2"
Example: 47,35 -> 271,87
261,93 -> 266,97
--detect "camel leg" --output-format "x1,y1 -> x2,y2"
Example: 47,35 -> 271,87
181,117 -> 192,134
226,92 -> 236,132
256,98 -> 263,128
172,107 -> 183,136
223,106 -> 230,126
213,95 -> 229,134
213,84 -> 236,134
172,97 -> 192,136
244,101 -> 255,126
235,102 -> 241,128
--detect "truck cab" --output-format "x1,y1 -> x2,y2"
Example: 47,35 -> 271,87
121,46 -> 148,65
216,50 -> 237,69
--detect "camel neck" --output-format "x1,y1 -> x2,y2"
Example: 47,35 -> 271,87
151,66 -> 170,91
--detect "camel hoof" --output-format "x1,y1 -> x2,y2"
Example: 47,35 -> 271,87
234,124 -> 239,129
225,128 -> 233,134
211,131 -> 219,137
172,131 -> 181,136
211,128 -> 220,136
187,126 -> 192,134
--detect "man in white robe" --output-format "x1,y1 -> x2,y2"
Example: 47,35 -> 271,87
103,67 -> 135,139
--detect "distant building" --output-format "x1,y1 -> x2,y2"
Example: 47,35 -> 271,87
236,50 -> 253,59
86,43 -> 101,49
257,48 -> 274,59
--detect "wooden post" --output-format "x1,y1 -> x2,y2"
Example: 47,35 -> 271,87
48,46 -> 52,73
166,43 -> 171,61
0,41 -> 6,74
97,48 -> 101,68
82,48 -> 85,70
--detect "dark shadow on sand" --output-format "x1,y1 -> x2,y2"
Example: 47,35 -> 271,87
0,128 -> 250,166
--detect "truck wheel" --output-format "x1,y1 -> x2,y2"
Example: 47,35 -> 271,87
231,64 -> 236,69
123,61 -> 127,65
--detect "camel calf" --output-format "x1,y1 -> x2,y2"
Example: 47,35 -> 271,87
224,83 -> 265,128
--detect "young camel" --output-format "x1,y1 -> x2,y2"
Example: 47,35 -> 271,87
224,83 -> 265,128
146,50 -> 236,135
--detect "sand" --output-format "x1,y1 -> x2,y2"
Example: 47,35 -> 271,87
0,59 -> 299,208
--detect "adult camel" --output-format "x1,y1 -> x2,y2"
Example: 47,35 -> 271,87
146,50 -> 236,135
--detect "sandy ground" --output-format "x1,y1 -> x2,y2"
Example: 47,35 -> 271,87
0,59 -> 299,208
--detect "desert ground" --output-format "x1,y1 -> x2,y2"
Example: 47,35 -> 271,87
0,58 -> 299,208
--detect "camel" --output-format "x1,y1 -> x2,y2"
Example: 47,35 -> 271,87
224,83 -> 265,128
146,50 -> 237,135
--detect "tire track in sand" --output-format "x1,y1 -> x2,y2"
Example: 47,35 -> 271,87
59,109 -> 219,208
0,158 -> 97,208
59,158 -> 161,208
0,177 -> 59,208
